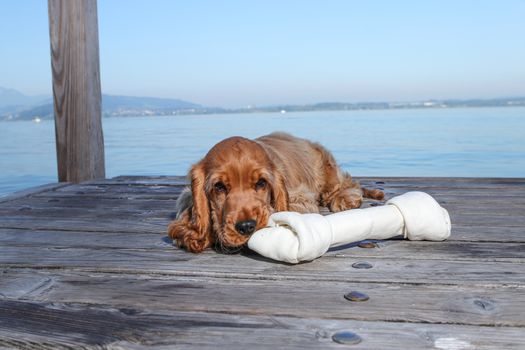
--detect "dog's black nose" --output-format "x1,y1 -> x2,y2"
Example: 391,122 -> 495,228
235,220 -> 257,236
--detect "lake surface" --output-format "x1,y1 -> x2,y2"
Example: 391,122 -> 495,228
1,107 -> 524,197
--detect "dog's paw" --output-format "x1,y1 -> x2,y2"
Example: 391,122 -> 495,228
329,190 -> 362,212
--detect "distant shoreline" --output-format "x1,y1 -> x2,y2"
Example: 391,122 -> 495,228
2,96 -> 524,121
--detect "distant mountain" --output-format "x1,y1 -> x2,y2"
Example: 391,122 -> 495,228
102,94 -> 200,110
1,86 -> 524,121
0,87 -> 49,109
15,104 -> 54,120
1,93 -> 202,120
227,97 -> 525,114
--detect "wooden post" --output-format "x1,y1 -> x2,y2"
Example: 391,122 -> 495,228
48,0 -> 105,183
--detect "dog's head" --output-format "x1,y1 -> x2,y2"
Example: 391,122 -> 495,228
176,137 -> 289,252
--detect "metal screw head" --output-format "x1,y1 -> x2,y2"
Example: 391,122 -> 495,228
358,241 -> 377,249
344,291 -> 370,302
332,331 -> 362,345
352,261 -> 373,269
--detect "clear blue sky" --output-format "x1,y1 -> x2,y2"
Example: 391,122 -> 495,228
1,0 -> 524,107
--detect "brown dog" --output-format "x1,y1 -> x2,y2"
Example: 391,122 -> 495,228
168,132 -> 383,253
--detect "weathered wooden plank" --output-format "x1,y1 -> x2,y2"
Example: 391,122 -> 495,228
0,300 -> 523,350
449,225 -> 525,243
450,215 -> 525,227
359,177 -> 525,187
0,225 -> 523,257
0,228 -> 170,249
0,227 -> 523,269
105,175 -> 525,188
52,183 -> 186,193
3,191 -> 525,243
0,182 -> 69,204
404,196 -> 524,207
1,270 -> 523,327
77,177 -> 524,206
28,192 -> 522,210
440,204 -> 525,215
0,215 -> 167,234
0,202 -> 174,220
1,207 -> 524,243
428,189 -> 524,199
13,185 -> 521,222
384,189 -> 525,200
33,184 -> 184,200
5,197 -> 519,217
0,225 -> 523,262
4,200 -> 525,226
0,203 -> 173,218
48,0 -> 105,182
1,200 -> 523,245
32,180 -> 525,198
32,177 -> 521,206
86,175 -> 188,186
2,203 -> 524,230
1,246 -> 523,286
326,240 -> 525,262
0,196 -> 179,214
3,193 -> 524,217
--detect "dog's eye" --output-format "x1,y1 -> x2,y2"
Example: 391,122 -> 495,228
255,178 -> 267,190
214,182 -> 227,193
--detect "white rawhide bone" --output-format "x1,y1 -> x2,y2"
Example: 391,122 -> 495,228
247,191 -> 451,264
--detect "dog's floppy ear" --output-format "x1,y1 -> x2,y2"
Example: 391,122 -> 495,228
270,169 -> 289,212
168,161 -> 212,252
188,161 -> 211,236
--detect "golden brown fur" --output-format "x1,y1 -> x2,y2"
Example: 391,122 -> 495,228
168,132 -> 383,253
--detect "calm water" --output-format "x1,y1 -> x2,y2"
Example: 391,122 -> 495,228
1,107 -> 524,196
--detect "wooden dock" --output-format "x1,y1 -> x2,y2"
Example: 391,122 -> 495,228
0,176 -> 523,349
